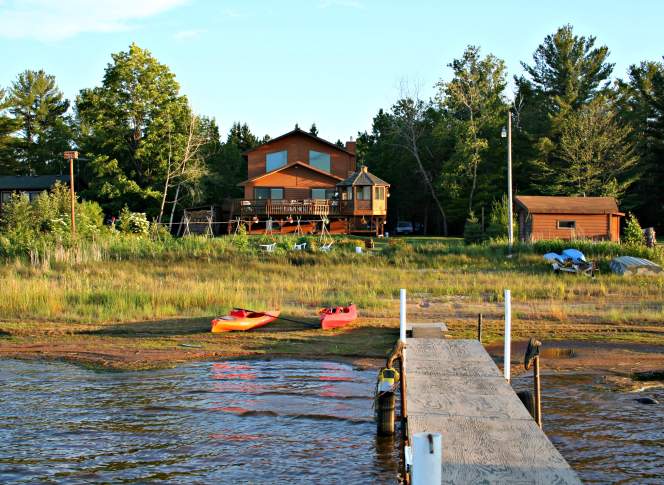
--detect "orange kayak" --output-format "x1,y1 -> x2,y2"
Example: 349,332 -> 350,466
211,309 -> 280,333
319,304 -> 357,330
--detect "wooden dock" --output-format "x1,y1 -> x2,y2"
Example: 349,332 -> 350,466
403,335 -> 581,484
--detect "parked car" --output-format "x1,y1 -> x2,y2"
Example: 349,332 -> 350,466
395,221 -> 414,235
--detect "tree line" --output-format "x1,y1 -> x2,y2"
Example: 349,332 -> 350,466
358,25 -> 664,235
1,25 -> 663,235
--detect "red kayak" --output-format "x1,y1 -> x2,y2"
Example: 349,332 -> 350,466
319,304 -> 357,330
211,309 -> 280,333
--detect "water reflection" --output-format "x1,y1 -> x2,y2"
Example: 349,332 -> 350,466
0,359 -> 398,484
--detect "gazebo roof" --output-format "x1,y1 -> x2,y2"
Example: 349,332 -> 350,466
337,166 -> 389,187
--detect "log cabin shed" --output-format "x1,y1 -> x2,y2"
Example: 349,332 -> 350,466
515,196 -> 624,242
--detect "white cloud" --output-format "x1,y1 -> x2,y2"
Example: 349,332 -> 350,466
173,28 -> 205,41
0,0 -> 188,41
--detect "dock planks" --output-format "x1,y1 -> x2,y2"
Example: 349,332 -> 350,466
404,338 -> 581,484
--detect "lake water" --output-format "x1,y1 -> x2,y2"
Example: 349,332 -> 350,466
1,359 -> 662,483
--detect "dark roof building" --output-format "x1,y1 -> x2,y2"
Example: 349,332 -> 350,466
0,175 -> 70,211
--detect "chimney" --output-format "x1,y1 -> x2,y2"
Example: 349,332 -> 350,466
345,137 -> 356,155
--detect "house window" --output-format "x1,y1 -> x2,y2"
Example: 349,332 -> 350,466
266,150 -> 287,172
311,188 -> 334,199
375,186 -> 385,199
1,191 -> 12,204
309,150 -> 331,173
557,220 -> 576,229
356,186 -> 371,200
255,188 -> 284,200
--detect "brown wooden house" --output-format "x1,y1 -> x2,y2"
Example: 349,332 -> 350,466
230,128 -> 390,235
515,196 -> 624,242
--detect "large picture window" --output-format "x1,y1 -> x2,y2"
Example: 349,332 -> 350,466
356,186 -> 371,200
311,188 -> 334,199
254,188 -> 284,200
309,150 -> 331,173
266,150 -> 287,172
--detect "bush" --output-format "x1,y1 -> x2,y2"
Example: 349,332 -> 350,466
463,212 -> 484,245
623,212 -> 645,246
117,206 -> 150,235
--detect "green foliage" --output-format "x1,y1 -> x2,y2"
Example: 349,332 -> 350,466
76,43 -> 191,217
623,212 -> 645,246
485,195 -> 511,239
117,206 -> 150,235
463,211 -> 484,244
6,69 -> 72,175
232,223 -> 250,251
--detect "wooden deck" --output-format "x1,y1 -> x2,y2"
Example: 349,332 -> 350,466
404,338 -> 581,484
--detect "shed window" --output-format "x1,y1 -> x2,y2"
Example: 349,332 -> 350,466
266,150 -> 287,172
375,187 -> 385,199
356,186 -> 371,200
557,220 -> 576,229
1,191 -> 12,203
309,151 -> 331,173
255,188 -> 284,200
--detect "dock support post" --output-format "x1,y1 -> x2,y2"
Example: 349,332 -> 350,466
412,432 -> 442,485
400,289 -> 407,343
534,355 -> 542,428
477,313 -> 483,343
504,289 -> 511,382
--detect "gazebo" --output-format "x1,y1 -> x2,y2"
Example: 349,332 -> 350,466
336,165 -> 390,236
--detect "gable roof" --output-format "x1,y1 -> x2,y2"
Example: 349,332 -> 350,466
244,128 -> 355,156
0,175 -> 70,191
515,196 -> 620,214
238,161 -> 343,186
337,166 -> 390,187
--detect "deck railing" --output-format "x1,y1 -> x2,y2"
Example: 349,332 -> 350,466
233,199 -> 340,217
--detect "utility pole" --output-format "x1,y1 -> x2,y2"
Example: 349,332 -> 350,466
507,110 -> 513,252
64,151 -> 78,236
501,111 -> 514,253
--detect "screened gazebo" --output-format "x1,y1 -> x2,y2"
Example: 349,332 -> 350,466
336,166 -> 390,236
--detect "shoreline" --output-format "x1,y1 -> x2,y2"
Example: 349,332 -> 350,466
2,334 -> 663,393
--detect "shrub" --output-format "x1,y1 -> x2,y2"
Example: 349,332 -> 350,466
117,206 -> 150,235
623,212 -> 645,246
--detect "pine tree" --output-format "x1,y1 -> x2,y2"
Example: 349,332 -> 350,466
7,70 -> 72,175
0,89 -> 20,173
309,123 -> 319,136
623,212 -> 645,246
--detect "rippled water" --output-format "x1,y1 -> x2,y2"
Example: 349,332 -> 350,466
0,359 -> 398,484
513,373 -> 664,484
1,359 -> 663,484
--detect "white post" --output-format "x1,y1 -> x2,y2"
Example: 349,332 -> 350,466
400,288 -> 407,342
507,110 -> 513,252
504,289 -> 511,381
412,432 -> 442,485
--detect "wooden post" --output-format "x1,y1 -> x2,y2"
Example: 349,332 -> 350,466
400,289 -> 407,343
534,356 -> 542,428
504,289 -> 511,382
69,157 -> 76,235
477,313 -> 483,343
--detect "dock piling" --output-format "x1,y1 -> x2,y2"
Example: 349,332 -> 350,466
504,289 -> 511,382
400,288 -> 407,343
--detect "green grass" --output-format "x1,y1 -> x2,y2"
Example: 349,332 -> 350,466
0,234 -> 662,369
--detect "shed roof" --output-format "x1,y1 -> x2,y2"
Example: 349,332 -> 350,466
0,175 -> 70,191
515,196 -> 620,214
337,166 -> 389,187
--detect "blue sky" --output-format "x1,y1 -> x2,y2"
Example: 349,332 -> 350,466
1,0 -> 663,143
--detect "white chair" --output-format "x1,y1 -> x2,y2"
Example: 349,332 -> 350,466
293,242 -> 307,251
260,243 -> 276,252
320,242 -> 333,252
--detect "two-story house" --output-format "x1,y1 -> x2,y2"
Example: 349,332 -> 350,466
230,127 -> 389,236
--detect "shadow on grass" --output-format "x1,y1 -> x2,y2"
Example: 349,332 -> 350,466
77,317 -> 212,337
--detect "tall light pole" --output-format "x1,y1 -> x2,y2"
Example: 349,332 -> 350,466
63,150 -> 78,236
501,110 -> 514,252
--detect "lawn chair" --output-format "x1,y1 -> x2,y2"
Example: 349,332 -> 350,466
293,242 -> 307,251
260,243 -> 276,253
544,248 -> 596,276
320,242 -> 333,252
